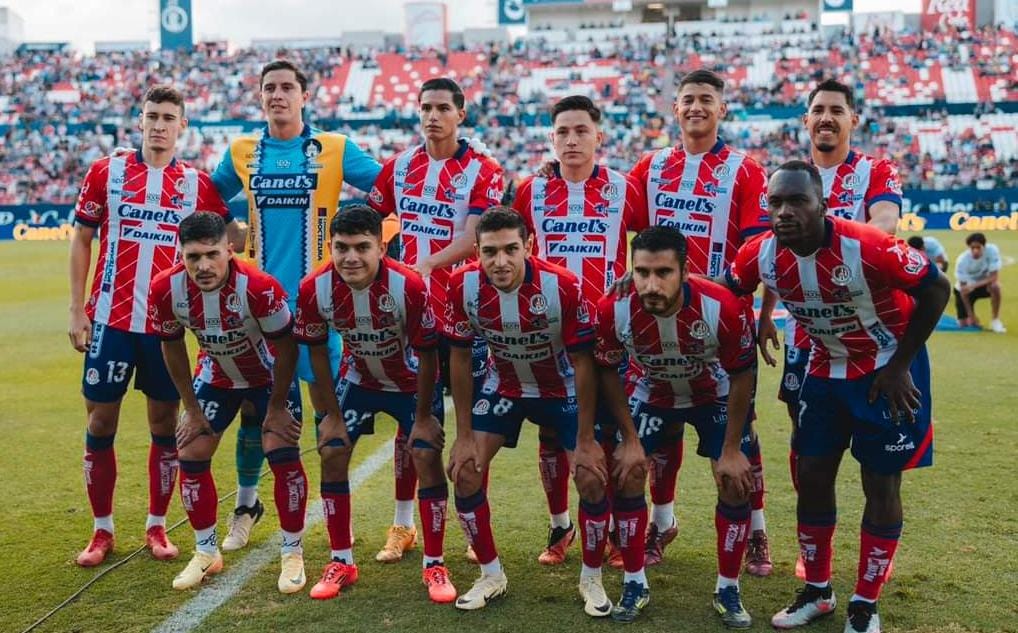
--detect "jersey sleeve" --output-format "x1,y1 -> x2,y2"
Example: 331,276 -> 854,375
725,238 -> 763,296
868,235 -> 939,292
404,273 -> 439,352
736,159 -> 770,240
561,275 -> 595,352
441,271 -> 475,347
211,146 -> 244,203
469,158 -> 505,215
864,158 -> 904,209
622,173 -> 647,231
511,178 -> 538,256
249,273 -> 293,338
342,137 -> 383,192
367,156 -> 397,217
626,153 -> 653,232
196,172 -> 232,221
717,292 -> 757,374
293,273 -> 329,345
594,295 -> 625,368
73,159 -> 109,228
147,272 -> 185,341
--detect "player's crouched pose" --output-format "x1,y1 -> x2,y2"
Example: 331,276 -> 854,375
148,212 -> 309,593
292,206 -> 454,603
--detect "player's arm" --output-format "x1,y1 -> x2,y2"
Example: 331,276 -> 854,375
341,138 -> 383,192
594,298 -> 644,487
570,348 -> 606,484
68,224 -> 96,352
265,333 -> 301,444
293,281 -> 350,448
716,367 -> 755,497
443,276 -> 482,482
756,287 -> 781,367
160,336 -> 213,448
408,289 -> 443,450
866,160 -> 903,235
421,213 -> 480,275
867,202 -> 900,234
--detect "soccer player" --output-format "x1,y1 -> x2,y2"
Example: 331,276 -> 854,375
953,232 -> 1005,332
755,78 -> 904,578
597,226 -> 758,627
69,85 -> 237,567
147,212 -> 309,592
367,77 -> 504,563
443,208 -> 596,611
511,94 -> 644,566
291,206 -> 455,603
211,59 -> 381,551
728,161 -> 950,633
628,69 -> 773,573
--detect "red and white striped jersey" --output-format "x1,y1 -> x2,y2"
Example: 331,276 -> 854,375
629,139 -> 769,281
148,259 -> 292,389
75,151 -> 231,334
367,140 -> 504,307
595,276 -> 756,408
443,257 -> 595,399
728,218 -> 938,380
786,150 -> 904,347
293,257 -> 438,393
513,165 -> 644,305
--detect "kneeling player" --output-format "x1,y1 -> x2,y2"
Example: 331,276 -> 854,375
292,206 -> 454,603
148,212 -> 309,593
728,161 -> 949,633
597,226 -> 759,628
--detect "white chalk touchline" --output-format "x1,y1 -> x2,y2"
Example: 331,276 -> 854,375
152,439 -> 394,633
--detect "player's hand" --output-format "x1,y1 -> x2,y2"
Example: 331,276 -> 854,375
68,308 -> 92,352
263,404 -> 302,444
415,257 -> 436,278
607,271 -> 633,297
316,412 -> 353,450
465,136 -> 493,158
572,436 -> 608,486
714,448 -> 754,499
611,436 -> 646,487
536,159 -> 559,179
408,413 -> 445,451
447,435 -> 482,483
868,363 -> 921,424
176,407 -> 214,449
757,315 -> 780,367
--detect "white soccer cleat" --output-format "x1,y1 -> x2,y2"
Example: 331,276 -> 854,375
991,319 -> 1007,334
278,551 -> 306,594
578,574 -> 612,617
454,570 -> 508,610
172,550 -> 223,590
772,584 -> 837,629
221,500 -> 264,552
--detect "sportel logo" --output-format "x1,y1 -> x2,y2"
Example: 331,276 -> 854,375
884,432 -> 916,452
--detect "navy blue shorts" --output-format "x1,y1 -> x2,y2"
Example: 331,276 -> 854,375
82,323 -> 178,403
193,380 -> 304,434
628,397 -> 753,459
794,346 -> 934,475
471,392 -> 578,451
332,380 -> 444,448
779,344 -> 810,403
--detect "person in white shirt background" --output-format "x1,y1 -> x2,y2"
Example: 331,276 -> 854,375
953,232 -> 1006,333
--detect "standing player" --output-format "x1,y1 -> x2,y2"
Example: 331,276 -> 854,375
628,69 -> 773,573
755,79 -> 904,579
367,77 -> 504,563
291,206 -> 455,603
512,94 -> 644,565
728,162 -> 949,633
68,86 -> 237,567
597,226 -> 759,628
211,59 -> 381,551
443,209 -> 597,611
147,212 -> 309,593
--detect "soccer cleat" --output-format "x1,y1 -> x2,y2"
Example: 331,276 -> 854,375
422,563 -> 457,603
454,570 -> 508,610
991,319 -> 1007,334
145,525 -> 180,561
713,585 -> 753,628
309,560 -> 359,600
221,500 -> 264,552
744,529 -> 773,577
172,550 -> 223,590
278,552 -> 306,594
795,554 -> 807,581
465,544 -> 479,563
537,522 -> 576,565
845,600 -> 881,633
643,519 -> 678,567
611,580 -> 650,623
578,574 -> 612,617
772,584 -> 837,629
375,525 -> 417,563
76,529 -> 114,567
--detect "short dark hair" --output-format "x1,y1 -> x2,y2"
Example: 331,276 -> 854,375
551,95 -> 601,124
631,226 -> 688,268
143,85 -> 185,117
907,236 -> 926,250
678,69 -> 725,95
179,212 -> 226,245
807,78 -> 855,110
774,160 -> 824,202
419,77 -> 465,109
260,59 -> 308,92
330,204 -> 382,238
476,206 -> 528,242
966,232 -> 987,246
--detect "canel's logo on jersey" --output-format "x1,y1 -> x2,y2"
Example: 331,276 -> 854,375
541,218 -> 609,233
654,192 -> 716,213
249,174 -> 319,190
116,205 -> 182,224
398,197 -> 456,219
345,327 -> 400,343
788,304 -> 857,318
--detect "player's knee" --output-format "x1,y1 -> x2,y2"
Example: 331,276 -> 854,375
85,403 -> 120,436
411,444 -> 440,468
573,468 -> 604,501
261,431 -> 297,454
179,436 -> 215,462
454,465 -> 483,496
319,446 -> 351,481
990,282 -> 1002,294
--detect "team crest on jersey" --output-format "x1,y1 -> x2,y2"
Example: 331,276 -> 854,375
841,173 -> 859,191
689,319 -> 710,340
903,248 -> 926,275
304,322 -> 328,339
302,139 -> 323,168
85,368 -> 100,385
454,320 -> 472,337
712,163 -> 732,180
368,187 -> 384,204
472,399 -> 491,415
174,177 -> 193,195
600,182 -> 621,201
378,293 -> 397,313
226,293 -> 243,313
831,265 -> 853,286
422,307 -> 436,330
529,293 -> 549,315
602,349 -> 624,365
451,173 -> 469,189
783,372 -> 800,391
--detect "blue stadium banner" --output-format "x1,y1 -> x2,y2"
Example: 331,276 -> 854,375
0,205 -> 75,241
160,0 -> 193,51
499,0 -> 527,24
822,0 -> 853,11
899,188 -> 1018,231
